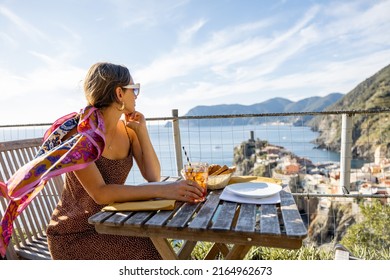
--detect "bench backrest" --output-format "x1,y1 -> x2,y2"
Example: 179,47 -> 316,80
0,138 -> 64,259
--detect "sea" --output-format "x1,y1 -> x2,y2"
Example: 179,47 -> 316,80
129,123 -> 365,184
0,123 -> 365,185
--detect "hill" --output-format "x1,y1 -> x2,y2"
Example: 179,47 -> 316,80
183,93 -> 343,126
310,63 -> 390,160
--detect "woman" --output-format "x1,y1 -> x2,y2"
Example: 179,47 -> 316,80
46,62 -> 203,259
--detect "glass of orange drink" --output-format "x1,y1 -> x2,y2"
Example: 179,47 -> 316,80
184,162 -> 209,202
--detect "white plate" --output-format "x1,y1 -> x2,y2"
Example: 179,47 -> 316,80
225,182 -> 282,198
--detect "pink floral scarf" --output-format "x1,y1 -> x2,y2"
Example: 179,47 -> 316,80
0,106 -> 106,257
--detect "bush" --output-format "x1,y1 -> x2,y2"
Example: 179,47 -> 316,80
340,199 -> 390,260
245,245 -> 333,260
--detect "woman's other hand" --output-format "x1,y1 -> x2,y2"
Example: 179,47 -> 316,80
125,111 -> 146,131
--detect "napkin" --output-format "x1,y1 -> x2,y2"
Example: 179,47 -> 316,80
102,200 -> 176,212
220,176 -> 282,204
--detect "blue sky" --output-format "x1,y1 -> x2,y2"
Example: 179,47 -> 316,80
0,0 -> 389,124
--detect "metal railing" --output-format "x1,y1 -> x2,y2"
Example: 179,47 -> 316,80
170,108 -> 390,199
1,108 -> 390,199
1,108 -> 390,252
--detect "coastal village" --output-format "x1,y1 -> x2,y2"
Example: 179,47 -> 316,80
234,130 -> 390,200
233,131 -> 390,245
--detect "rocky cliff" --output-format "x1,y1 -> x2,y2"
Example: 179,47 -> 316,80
310,64 -> 390,160
307,201 -> 357,246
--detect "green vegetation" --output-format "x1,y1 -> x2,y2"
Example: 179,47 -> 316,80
340,200 -> 390,260
245,245 -> 333,260
172,241 -> 334,260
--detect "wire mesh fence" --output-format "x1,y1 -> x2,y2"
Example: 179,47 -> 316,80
1,109 -> 389,255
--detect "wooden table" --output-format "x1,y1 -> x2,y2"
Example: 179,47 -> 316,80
88,177 -> 307,260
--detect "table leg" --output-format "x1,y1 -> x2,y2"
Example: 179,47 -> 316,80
204,243 -> 220,260
204,243 -> 230,260
177,241 -> 197,260
225,245 -> 252,260
150,237 -> 179,260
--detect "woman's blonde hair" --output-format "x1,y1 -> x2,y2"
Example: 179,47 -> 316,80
84,62 -> 131,108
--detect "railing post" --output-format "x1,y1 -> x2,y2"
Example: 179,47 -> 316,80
172,109 -> 183,176
339,114 -> 353,194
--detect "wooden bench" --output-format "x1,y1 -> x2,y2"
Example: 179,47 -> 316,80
0,138 -> 64,260
0,138 -> 180,260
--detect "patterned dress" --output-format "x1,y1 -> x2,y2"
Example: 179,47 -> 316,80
46,153 -> 162,260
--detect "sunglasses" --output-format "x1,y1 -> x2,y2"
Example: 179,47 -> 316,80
123,83 -> 140,97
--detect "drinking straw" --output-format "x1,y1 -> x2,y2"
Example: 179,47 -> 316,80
182,146 -> 195,181
182,146 -> 191,167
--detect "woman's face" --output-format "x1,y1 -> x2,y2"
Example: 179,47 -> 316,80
122,79 -> 140,113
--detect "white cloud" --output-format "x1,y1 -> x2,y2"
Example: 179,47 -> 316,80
178,19 -> 207,45
322,0 -> 390,43
132,1 -> 390,117
135,21 -> 271,84
0,5 -> 105,122
135,5 -> 320,93
114,0 -> 190,28
0,50 -> 85,101
1,0 -> 389,123
0,5 -> 48,42
0,60 -> 86,124
0,32 -> 18,48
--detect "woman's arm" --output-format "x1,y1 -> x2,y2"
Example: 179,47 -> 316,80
125,111 -> 161,182
73,163 -> 203,204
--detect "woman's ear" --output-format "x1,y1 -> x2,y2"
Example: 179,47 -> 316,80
115,86 -> 124,101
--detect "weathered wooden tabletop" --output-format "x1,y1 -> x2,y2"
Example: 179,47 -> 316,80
88,178 -> 307,259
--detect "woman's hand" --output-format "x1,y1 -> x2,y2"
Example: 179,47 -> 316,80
125,111 -> 146,132
167,180 -> 205,203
